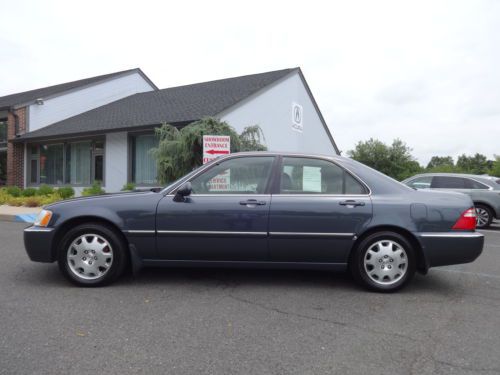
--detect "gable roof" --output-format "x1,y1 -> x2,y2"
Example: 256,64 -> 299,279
17,68 -> 297,141
0,68 -> 157,109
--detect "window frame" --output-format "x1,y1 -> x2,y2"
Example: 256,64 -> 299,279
188,155 -> 277,196
27,137 -> 105,187
275,156 -> 370,196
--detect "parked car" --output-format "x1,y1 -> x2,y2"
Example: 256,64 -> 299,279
402,173 -> 500,228
24,152 -> 483,292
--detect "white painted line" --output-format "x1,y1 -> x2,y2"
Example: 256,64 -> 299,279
433,268 -> 500,280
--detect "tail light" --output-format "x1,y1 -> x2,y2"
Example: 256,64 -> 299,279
452,208 -> 477,231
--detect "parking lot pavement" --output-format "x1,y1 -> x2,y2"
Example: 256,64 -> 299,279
1,222 -> 499,375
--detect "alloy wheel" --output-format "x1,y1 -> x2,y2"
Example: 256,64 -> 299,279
364,240 -> 408,285
67,234 -> 114,280
475,207 -> 490,228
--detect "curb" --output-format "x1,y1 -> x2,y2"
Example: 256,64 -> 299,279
0,213 -> 38,223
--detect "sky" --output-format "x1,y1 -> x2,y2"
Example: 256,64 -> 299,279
0,0 -> 499,165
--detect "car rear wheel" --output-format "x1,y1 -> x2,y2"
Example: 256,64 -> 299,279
57,223 -> 127,287
350,231 -> 416,292
474,204 -> 493,229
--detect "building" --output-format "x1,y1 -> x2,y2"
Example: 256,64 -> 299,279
0,67 -> 339,193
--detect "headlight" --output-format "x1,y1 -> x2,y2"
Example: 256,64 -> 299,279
34,209 -> 53,227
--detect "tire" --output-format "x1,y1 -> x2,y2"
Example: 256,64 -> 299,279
350,231 -> 416,292
57,223 -> 128,287
474,204 -> 493,229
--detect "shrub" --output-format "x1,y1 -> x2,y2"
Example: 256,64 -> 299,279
6,186 -> 22,197
82,181 -> 105,196
7,197 -> 23,206
57,186 -> 75,199
121,182 -> 136,191
39,194 -> 63,206
0,190 -> 9,205
23,196 -> 43,207
37,184 -> 54,196
21,187 -> 37,197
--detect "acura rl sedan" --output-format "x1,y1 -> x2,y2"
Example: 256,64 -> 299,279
24,152 -> 484,292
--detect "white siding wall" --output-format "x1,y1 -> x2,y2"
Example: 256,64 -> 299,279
104,132 -> 128,193
28,72 -> 155,132
219,71 -> 337,155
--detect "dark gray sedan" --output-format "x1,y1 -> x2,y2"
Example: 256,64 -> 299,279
24,152 -> 484,292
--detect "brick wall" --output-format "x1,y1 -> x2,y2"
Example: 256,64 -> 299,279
6,107 -> 26,187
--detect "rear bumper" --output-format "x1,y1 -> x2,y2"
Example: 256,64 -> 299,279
24,226 -> 56,263
416,232 -> 484,268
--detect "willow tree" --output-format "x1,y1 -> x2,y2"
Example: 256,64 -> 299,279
151,117 -> 267,184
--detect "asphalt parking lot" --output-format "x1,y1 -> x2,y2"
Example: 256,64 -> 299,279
1,222 -> 499,375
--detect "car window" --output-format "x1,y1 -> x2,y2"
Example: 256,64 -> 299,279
280,157 -> 367,194
190,156 -> 274,194
430,176 -> 466,189
464,178 -> 490,190
407,176 -> 432,189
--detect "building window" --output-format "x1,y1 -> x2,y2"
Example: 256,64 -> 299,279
131,134 -> 158,185
65,141 -> 92,185
40,144 -> 64,185
28,139 -> 104,186
0,118 -> 7,147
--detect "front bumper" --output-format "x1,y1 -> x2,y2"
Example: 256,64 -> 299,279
24,226 -> 56,263
416,232 -> 484,268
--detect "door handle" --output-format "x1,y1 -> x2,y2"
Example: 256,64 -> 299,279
339,200 -> 365,207
239,199 -> 266,206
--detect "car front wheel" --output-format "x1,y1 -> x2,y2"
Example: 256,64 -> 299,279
350,231 -> 416,292
57,223 -> 127,287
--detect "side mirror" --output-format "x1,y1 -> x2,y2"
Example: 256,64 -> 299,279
173,182 -> 192,202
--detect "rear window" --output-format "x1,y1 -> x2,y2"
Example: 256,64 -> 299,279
464,178 -> 490,190
430,176 -> 466,189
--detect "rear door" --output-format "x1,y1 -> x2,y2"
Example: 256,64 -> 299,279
269,157 -> 372,263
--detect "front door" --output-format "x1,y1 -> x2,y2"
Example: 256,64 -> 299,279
156,156 -> 276,261
269,156 -> 372,263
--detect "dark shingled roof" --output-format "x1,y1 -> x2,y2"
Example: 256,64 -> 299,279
0,68 -> 155,109
17,68 -> 296,141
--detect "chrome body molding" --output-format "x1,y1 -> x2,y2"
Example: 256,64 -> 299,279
418,232 -> 484,238
156,230 -> 268,236
269,232 -> 355,238
123,230 -> 156,234
24,226 -> 54,233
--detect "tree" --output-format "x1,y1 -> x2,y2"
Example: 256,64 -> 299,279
456,153 -> 489,175
151,117 -> 267,184
426,156 -> 454,170
489,155 -> 500,177
347,138 -> 422,180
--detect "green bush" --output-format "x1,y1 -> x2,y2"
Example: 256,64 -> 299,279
6,186 -> 22,197
82,181 -> 105,196
6,197 -> 23,206
57,186 -> 75,199
37,184 -> 54,196
21,187 -> 37,197
121,182 -> 136,191
23,196 -> 44,207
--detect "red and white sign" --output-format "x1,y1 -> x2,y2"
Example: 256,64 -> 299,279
203,135 -> 230,164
